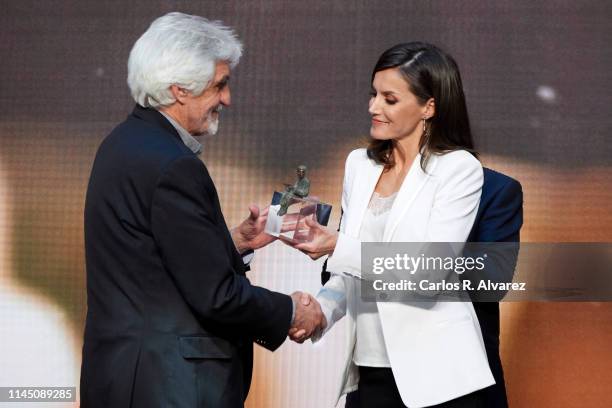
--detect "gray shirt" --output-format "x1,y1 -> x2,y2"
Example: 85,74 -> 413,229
159,111 -> 203,155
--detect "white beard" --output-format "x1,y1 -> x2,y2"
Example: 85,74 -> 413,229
205,105 -> 221,136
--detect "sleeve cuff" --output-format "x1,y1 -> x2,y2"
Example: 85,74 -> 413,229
326,232 -> 362,278
241,249 -> 254,266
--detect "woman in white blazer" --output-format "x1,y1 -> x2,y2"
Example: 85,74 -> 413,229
288,43 -> 494,407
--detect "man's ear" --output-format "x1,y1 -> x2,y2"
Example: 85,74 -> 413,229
169,85 -> 189,105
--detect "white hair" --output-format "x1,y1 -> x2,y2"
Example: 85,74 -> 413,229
127,12 -> 243,108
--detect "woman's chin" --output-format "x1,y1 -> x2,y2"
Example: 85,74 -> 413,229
370,131 -> 392,141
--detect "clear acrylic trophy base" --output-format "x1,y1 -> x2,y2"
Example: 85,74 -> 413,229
264,191 -> 332,243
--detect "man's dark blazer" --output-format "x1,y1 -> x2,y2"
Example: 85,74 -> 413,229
81,105 -> 293,408
323,167 -> 523,408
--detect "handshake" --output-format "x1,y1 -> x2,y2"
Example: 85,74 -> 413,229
289,291 -> 327,343
229,205 -> 329,343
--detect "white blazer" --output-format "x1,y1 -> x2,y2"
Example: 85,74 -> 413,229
316,148 -> 494,408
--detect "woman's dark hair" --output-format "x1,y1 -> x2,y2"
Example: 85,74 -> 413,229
367,42 -> 477,170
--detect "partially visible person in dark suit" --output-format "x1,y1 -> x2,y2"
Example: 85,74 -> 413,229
466,168 -> 523,408
80,12 -> 325,408
325,167 -> 523,408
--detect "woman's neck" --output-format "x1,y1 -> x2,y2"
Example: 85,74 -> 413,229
390,133 -> 420,174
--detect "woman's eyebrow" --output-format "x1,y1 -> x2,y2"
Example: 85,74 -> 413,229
381,90 -> 397,96
370,87 -> 397,96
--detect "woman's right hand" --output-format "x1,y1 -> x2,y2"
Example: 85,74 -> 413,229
281,216 -> 338,260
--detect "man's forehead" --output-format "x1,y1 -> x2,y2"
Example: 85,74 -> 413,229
213,61 -> 231,81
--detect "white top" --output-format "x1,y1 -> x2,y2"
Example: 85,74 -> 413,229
353,191 -> 397,367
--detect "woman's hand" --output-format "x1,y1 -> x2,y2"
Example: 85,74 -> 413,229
282,216 -> 338,260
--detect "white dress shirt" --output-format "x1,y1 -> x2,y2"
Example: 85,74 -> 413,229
353,191 -> 396,367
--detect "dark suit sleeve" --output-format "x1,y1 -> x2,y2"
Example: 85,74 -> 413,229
465,177 -> 524,301
150,155 -> 292,350
478,179 -> 523,242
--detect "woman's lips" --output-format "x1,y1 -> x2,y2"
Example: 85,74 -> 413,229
371,118 -> 387,125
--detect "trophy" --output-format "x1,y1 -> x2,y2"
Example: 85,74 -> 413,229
264,165 -> 332,243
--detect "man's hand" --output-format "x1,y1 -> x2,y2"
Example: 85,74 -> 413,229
231,204 -> 276,254
289,291 -> 327,343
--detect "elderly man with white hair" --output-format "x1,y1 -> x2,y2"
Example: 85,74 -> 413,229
80,12 -> 325,408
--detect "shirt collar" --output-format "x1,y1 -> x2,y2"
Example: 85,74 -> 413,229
158,111 -> 203,155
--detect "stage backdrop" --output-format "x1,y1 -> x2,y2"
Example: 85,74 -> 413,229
1,1 -> 611,407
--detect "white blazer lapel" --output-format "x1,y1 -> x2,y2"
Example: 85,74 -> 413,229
383,153 -> 437,241
345,159 -> 383,238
